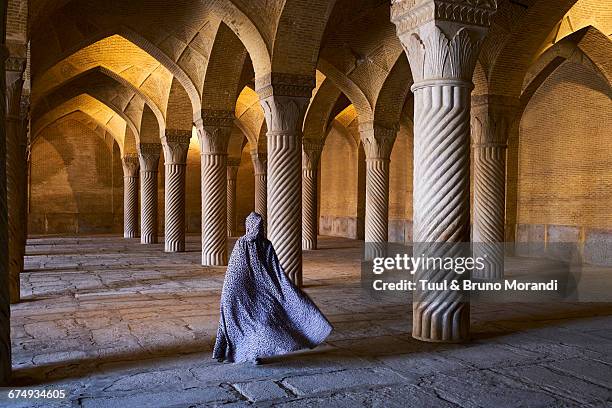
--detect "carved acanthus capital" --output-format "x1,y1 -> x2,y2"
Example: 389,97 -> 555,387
122,153 -> 140,178
302,139 -> 324,170
227,158 -> 241,180
138,143 -> 161,172
162,129 -> 191,164
359,123 -> 398,160
256,73 -> 315,99
260,96 -> 310,135
196,110 -> 233,154
471,95 -> 519,146
250,150 -> 267,175
392,1 -> 496,83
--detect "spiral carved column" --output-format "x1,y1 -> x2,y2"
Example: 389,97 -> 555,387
472,96 -> 519,279
162,130 -> 191,252
197,110 -> 232,266
122,154 -> 140,238
1,44 -> 13,385
302,139 -> 323,250
227,158 -> 240,237
6,56 -> 26,304
259,75 -> 313,286
250,149 -> 267,224
359,123 -> 396,259
138,144 -> 161,244
392,1 -> 495,342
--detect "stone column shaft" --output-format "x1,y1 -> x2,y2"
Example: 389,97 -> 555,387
162,130 -> 191,252
227,158 -> 240,237
471,96 -> 519,280
392,0 -> 496,342
251,150 -> 267,223
6,55 -> 26,304
1,43 -> 13,385
197,110 -> 232,266
122,154 -> 139,238
360,123 -> 396,258
302,140 -> 323,250
138,144 -> 161,244
258,74 -> 313,286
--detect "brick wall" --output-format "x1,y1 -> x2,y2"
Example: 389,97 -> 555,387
518,61 -> 612,229
29,119 -> 120,234
517,60 -> 612,265
320,123 -> 413,241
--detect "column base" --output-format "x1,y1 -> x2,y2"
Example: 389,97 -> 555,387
165,241 -> 185,253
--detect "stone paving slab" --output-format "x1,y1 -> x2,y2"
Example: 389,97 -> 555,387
4,235 -> 612,407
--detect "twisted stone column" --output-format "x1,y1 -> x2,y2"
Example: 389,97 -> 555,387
197,110 -> 232,266
250,149 -> 267,223
302,139 -> 323,250
1,43 -> 13,385
392,0 -> 495,342
138,144 -> 161,244
5,55 -> 26,304
121,154 -> 139,238
258,73 -> 313,286
471,96 -> 518,280
227,158 -> 240,237
359,123 -> 396,259
162,130 -> 191,252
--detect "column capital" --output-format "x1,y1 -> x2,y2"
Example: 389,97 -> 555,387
162,129 -> 191,164
227,158 -> 241,180
302,138 -> 324,170
471,95 -> 520,146
255,72 -> 315,100
391,0 -> 497,33
122,153 -> 140,177
196,109 -> 233,154
138,143 -> 161,172
250,149 -> 267,175
260,95 -> 310,135
359,122 -> 398,160
392,0 -> 496,84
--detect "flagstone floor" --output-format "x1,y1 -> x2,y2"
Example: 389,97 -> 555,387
3,235 -> 612,407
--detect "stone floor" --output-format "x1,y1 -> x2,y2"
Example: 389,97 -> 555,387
2,235 -> 612,407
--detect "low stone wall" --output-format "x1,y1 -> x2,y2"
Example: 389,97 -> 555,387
29,212 -> 120,235
319,216 -> 360,240
515,223 -> 612,266
319,215 -> 412,243
388,219 -> 413,243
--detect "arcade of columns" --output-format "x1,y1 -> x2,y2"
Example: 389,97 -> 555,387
2,0 -> 607,385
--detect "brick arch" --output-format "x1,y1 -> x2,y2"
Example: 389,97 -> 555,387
166,77 -> 194,132
522,26 -> 612,107
201,22 -> 249,111
32,108 -> 126,155
488,0 -> 580,97
317,58 -> 373,123
212,0 -> 272,79
235,85 -> 265,149
139,104 -> 162,144
270,0 -> 336,77
32,24 -> 201,119
303,77 -> 343,143
32,67 -> 145,144
373,53 -> 412,131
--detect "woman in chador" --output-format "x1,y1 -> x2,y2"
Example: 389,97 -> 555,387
213,212 -> 332,364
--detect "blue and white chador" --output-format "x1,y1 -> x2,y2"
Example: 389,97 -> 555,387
213,212 -> 332,363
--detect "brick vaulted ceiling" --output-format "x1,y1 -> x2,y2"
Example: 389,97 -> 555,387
25,0 -> 607,150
